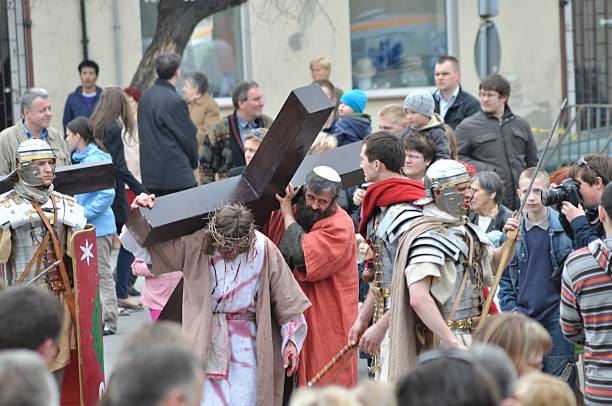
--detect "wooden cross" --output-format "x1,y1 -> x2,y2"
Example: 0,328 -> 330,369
125,84 -> 365,321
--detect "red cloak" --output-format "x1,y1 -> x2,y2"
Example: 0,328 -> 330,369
265,206 -> 359,387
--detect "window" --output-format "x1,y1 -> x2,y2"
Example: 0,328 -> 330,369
140,1 -> 246,98
349,0 -> 447,91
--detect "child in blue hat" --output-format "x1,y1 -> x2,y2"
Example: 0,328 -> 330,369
332,89 -> 372,146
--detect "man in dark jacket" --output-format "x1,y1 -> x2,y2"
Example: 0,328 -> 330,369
456,74 -> 538,210
433,56 -> 480,129
62,60 -> 102,134
138,53 -> 198,196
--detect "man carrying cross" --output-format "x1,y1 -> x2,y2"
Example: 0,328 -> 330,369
121,198 -> 310,406
0,139 -> 87,374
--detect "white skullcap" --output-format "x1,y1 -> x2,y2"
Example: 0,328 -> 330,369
312,166 -> 341,183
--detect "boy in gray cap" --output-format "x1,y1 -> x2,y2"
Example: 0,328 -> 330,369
400,89 -> 450,161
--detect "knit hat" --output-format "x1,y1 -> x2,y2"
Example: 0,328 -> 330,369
340,89 -> 368,113
403,89 -> 435,117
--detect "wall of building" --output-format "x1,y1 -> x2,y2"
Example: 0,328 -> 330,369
29,0 -> 142,133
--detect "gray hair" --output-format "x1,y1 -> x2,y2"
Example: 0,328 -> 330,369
470,343 -> 517,398
304,170 -> 341,199
184,71 -> 209,95
231,81 -> 259,110
473,171 -> 504,204
21,88 -> 50,112
102,347 -> 202,406
0,350 -> 59,406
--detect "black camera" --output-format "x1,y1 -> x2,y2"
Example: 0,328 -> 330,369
541,178 -> 582,207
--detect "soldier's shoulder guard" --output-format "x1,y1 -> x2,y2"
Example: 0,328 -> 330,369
407,227 -> 468,266
376,203 -> 423,244
466,221 -> 493,246
0,190 -> 30,230
51,192 -> 87,230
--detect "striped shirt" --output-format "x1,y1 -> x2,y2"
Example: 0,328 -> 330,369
561,237 -> 612,405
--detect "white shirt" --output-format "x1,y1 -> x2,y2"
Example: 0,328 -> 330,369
435,86 -> 460,119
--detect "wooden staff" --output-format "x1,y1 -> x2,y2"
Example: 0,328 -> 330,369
478,99 -> 568,327
307,342 -> 357,387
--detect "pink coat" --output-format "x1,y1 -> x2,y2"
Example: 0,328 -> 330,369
131,258 -> 182,310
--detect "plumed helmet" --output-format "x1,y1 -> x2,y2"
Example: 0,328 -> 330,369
415,159 -> 470,215
16,139 -> 56,186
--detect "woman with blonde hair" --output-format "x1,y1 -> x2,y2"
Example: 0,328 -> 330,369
474,313 -> 552,376
514,371 -> 576,406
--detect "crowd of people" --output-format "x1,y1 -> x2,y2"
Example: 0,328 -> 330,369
0,51 -> 611,406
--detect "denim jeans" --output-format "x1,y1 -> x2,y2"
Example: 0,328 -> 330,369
115,244 -> 134,300
542,313 -> 576,389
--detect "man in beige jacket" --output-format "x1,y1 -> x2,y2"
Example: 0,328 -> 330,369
0,88 -> 71,175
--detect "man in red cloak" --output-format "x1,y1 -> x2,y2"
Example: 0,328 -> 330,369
265,166 -> 359,387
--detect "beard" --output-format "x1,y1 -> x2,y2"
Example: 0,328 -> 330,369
295,196 -> 336,232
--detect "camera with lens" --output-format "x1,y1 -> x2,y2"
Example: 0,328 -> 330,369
541,178 -> 582,207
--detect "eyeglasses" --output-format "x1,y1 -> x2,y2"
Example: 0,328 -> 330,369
478,91 -> 501,99
575,156 -> 607,184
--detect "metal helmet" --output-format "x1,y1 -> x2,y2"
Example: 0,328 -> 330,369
16,139 -> 56,186
415,159 -> 470,216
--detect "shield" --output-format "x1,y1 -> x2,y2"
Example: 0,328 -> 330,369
64,225 -> 105,404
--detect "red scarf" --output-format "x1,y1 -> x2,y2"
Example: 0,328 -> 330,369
358,178 -> 425,238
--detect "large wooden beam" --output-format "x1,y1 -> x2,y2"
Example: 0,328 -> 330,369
127,84 -> 335,246
0,162 -> 115,195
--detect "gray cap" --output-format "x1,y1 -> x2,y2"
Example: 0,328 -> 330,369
404,89 -> 435,117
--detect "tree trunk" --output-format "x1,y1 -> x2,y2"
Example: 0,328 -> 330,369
130,0 -> 248,91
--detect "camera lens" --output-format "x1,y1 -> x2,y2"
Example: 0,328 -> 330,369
541,188 -> 567,207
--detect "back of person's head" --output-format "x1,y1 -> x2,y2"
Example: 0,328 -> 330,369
601,181 -> 612,222
479,74 -> 511,99
289,385 -> 360,406
231,81 -> 260,110
0,287 -> 63,352
363,131 -> 406,174
310,132 -> 338,154
184,71 -> 210,95
102,346 -> 203,406
0,350 -> 59,406
119,321 -> 193,357
473,171 -> 504,205
155,52 -> 181,80
474,313 -> 552,376
90,87 -> 134,146
353,380 -> 396,406
67,116 -> 95,145
470,343 -> 518,399
313,79 -> 336,96
398,348 -> 500,406
403,134 -> 436,164
514,371 -> 576,406
568,154 -> 611,186
78,59 -> 99,76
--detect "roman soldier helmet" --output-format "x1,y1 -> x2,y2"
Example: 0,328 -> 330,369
15,138 -> 56,186
416,159 -> 470,216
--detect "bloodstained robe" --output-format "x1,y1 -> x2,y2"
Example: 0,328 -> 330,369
265,205 -> 359,387
121,228 -> 310,406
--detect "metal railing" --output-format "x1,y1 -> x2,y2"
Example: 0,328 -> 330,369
543,104 -> 612,171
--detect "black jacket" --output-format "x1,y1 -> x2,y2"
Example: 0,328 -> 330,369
456,107 -> 538,210
434,87 -> 480,129
138,79 -> 198,191
468,204 -> 513,233
102,120 -> 146,227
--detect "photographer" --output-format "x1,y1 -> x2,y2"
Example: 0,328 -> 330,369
555,154 -> 611,248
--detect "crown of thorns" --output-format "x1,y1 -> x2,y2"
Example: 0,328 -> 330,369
206,205 -> 256,249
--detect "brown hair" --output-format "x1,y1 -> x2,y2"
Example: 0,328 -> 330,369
90,87 -> 135,149
203,204 -> 256,255
568,154 -> 612,186
443,124 -> 458,160
403,134 -> 436,163
474,313 -> 552,376
66,116 -> 95,145
479,74 -> 511,99
436,55 -> 460,71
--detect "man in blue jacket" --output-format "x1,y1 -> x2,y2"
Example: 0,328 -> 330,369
500,167 -> 575,384
62,60 -> 102,134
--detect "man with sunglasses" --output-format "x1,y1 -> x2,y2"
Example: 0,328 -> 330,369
560,154 -> 612,248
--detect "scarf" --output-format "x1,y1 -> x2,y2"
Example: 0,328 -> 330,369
14,181 -> 54,204
358,177 -> 425,238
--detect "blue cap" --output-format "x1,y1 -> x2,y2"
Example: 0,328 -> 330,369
340,89 -> 368,113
